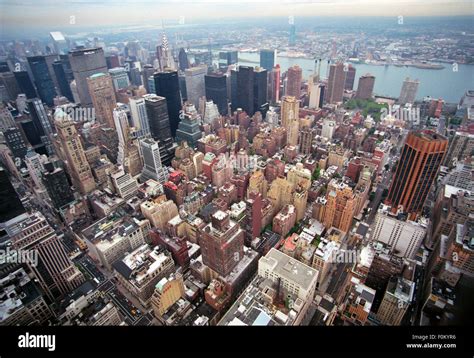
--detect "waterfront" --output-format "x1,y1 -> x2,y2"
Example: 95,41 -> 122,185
234,51 -> 473,103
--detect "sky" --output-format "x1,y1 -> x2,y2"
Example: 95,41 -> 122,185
0,0 -> 473,30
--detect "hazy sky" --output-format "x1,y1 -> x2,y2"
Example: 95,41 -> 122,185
1,0 -> 473,29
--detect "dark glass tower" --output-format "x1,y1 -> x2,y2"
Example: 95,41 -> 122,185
144,94 -> 172,143
236,66 -> 254,115
27,56 -> 57,106
3,127 -> 28,163
52,55 -> 74,102
259,49 -> 276,71
13,71 -> 37,99
153,70 -> 182,137
42,163 -> 74,209
178,48 -> 190,72
0,166 -> 25,223
253,68 -> 268,116
205,73 -> 228,115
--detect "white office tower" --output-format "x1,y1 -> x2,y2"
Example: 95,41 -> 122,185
109,67 -> 130,91
202,100 -> 220,125
265,106 -> 279,128
16,94 -> 27,113
113,104 -> 130,167
321,118 -> 336,140
24,149 -> 46,189
371,211 -> 426,259
109,166 -> 138,200
50,31 -> 68,54
140,138 -> 168,184
308,82 -> 322,109
129,97 -> 151,139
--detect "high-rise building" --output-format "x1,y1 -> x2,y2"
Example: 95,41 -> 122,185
0,166 -> 25,222
386,130 -> 448,219
156,34 -> 175,71
280,96 -> 299,129
443,131 -> 474,167
3,127 -> 27,163
205,73 -> 228,115
259,49 -> 276,71
399,77 -> 420,105
144,93 -> 172,142
218,51 -> 238,69
268,65 -> 281,104
151,273 -> 185,318
142,65 -> 155,93
6,211 -> 84,300
108,67 -> 130,91
319,179 -> 356,233
184,65 -> 207,108
50,31 -> 68,54
377,276 -> 415,325
69,47 -> 108,106
140,138 -> 168,184
153,70 -> 182,137
52,55 -> 74,102
286,65 -> 302,99
42,162 -> 74,210
0,71 -> 21,101
175,104 -> 203,147
13,71 -> 37,99
289,23 -> 296,46
236,66 -> 254,115
27,99 -> 53,137
254,67 -> 268,116
355,74 -> 375,100
87,72 -> 117,129
371,212 -> 426,259
178,48 -> 190,72
344,65 -> 356,90
129,96 -> 151,139
27,56 -> 57,106
54,112 -> 96,194
325,63 -> 346,104
113,105 -> 131,167
308,82 -> 323,109
199,210 -> 245,277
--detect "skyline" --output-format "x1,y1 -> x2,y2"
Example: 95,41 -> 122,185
1,0 -> 473,33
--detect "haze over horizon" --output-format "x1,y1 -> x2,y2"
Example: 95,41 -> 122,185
1,0 -> 473,36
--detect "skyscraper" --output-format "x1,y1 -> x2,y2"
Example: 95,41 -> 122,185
13,71 -> 37,99
156,34 -> 175,71
0,71 -> 21,101
108,67 -> 130,91
355,74 -> 375,100
399,77 -> 420,105
52,55 -> 74,102
87,72 -> 117,129
175,104 -> 203,147
199,210 -> 245,277
144,93 -> 172,143
129,96 -> 151,139
259,49 -> 276,71
218,51 -> 238,69
153,70 -> 182,137
344,65 -> 356,90
254,67 -> 268,115
140,138 -> 168,184
4,127 -> 28,163
178,48 -> 190,72
7,211 -> 84,300
236,66 -> 254,115
286,65 -> 302,99
205,73 -> 228,115
54,111 -> 96,194
69,47 -> 108,106
27,99 -> 54,137
184,65 -> 207,108
386,130 -> 448,219
281,96 -> 299,129
42,162 -> 74,210
27,56 -> 57,106
326,63 -> 346,104
267,65 -> 281,104
0,166 -> 25,222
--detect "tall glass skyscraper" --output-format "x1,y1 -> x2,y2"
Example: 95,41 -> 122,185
27,56 -> 57,106
153,70 -> 182,137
